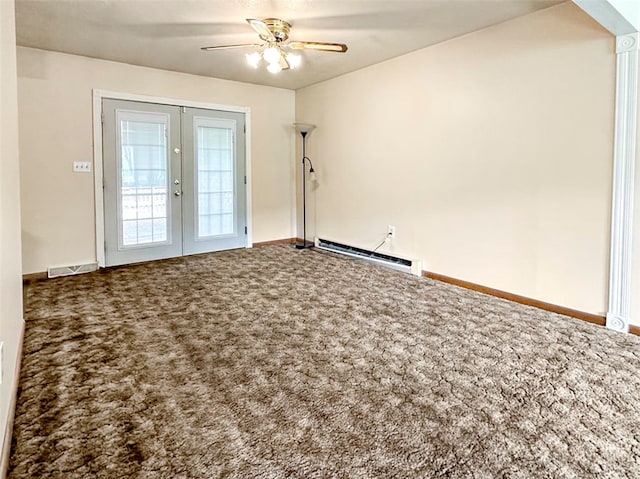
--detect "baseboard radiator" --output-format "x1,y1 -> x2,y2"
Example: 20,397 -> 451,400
48,262 -> 98,279
316,238 -> 422,276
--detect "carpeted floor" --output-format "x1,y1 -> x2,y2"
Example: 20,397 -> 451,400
9,246 -> 640,478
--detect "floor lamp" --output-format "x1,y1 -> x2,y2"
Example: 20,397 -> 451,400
294,123 -> 316,249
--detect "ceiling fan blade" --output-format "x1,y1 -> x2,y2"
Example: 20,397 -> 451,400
279,54 -> 290,71
288,41 -> 348,53
201,44 -> 261,51
246,18 -> 276,42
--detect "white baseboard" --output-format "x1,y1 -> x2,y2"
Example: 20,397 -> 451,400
0,319 -> 25,479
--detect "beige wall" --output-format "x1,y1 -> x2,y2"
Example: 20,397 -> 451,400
0,0 -> 24,472
18,47 -> 296,274
296,2 -> 615,315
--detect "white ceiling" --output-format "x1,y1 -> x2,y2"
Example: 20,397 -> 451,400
15,0 -> 565,90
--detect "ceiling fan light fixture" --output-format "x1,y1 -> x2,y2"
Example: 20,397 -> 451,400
267,62 -> 282,74
263,46 -> 282,65
245,51 -> 261,68
286,53 -> 301,69
201,18 -> 348,75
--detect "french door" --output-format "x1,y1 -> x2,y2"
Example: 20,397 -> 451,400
102,99 -> 246,267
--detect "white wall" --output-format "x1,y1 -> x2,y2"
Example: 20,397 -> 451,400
573,0 -> 640,35
18,48 -> 296,274
0,0 -> 25,474
296,2 -> 615,315
608,0 -> 640,31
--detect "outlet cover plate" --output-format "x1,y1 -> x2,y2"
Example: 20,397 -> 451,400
387,225 -> 396,239
73,161 -> 92,172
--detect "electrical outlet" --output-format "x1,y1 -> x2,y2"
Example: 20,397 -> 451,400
387,225 -> 396,239
73,161 -> 92,173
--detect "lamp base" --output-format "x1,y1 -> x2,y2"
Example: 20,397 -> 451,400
295,241 -> 314,249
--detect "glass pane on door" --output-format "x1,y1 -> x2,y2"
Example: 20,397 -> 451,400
118,113 -> 170,248
103,99 -> 182,267
195,122 -> 235,238
178,107 -> 246,256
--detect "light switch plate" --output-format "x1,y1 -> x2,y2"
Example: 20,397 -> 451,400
73,161 -> 92,172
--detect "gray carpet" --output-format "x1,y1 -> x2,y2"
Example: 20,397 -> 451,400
9,245 -> 640,478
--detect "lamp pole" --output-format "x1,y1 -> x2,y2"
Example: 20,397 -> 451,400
294,124 -> 316,249
298,131 -> 308,248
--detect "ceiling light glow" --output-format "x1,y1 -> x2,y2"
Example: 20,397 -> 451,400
263,46 -> 282,65
267,62 -> 282,74
286,53 -> 301,69
245,52 -> 261,68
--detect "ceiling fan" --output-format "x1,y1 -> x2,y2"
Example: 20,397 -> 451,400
201,18 -> 348,73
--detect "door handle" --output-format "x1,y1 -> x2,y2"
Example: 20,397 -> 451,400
174,190 -> 182,197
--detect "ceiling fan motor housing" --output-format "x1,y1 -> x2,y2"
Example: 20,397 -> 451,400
261,18 -> 291,42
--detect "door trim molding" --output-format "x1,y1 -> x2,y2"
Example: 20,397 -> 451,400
92,89 -> 253,267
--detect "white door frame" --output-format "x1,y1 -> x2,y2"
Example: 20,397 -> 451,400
92,89 -> 253,268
